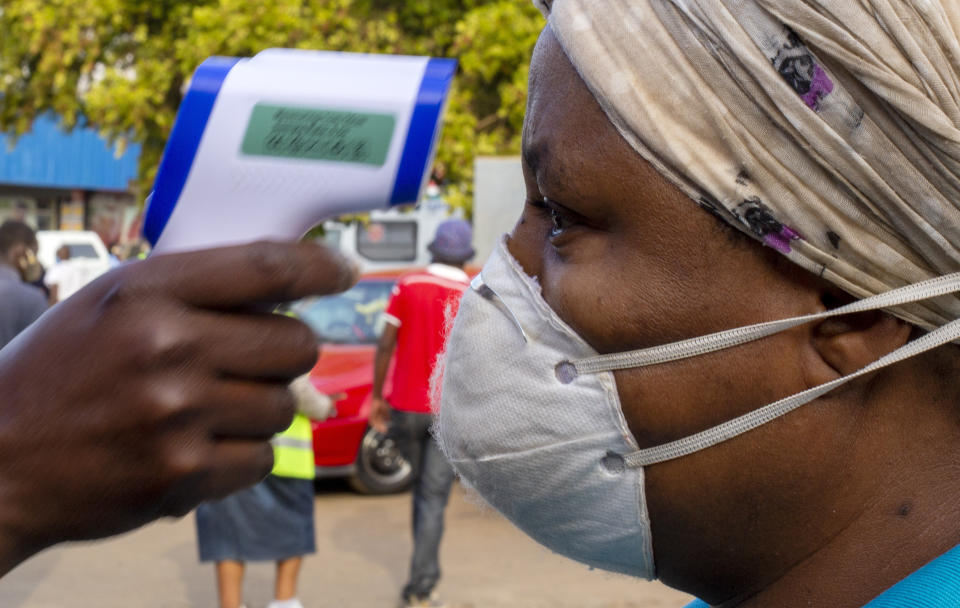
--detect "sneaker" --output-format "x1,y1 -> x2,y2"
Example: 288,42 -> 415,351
267,600 -> 304,608
400,591 -> 446,608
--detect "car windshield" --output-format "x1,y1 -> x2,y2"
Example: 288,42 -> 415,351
292,279 -> 394,345
66,243 -> 99,259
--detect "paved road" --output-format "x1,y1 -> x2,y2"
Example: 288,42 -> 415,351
0,481 -> 692,608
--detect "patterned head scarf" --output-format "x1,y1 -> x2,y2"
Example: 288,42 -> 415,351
534,0 -> 960,329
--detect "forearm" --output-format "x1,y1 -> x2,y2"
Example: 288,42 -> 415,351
372,345 -> 392,400
372,323 -> 398,400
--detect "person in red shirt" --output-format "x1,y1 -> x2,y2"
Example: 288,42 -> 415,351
371,218 -> 473,608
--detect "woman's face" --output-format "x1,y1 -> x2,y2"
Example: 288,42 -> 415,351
506,26 -> 871,601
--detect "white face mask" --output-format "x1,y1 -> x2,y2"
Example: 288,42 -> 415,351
434,237 -> 960,580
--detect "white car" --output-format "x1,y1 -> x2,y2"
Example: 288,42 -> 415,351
36,231 -> 111,299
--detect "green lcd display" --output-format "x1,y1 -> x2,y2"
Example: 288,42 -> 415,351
241,104 -> 396,166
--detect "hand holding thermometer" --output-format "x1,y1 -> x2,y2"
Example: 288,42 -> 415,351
143,49 -> 457,255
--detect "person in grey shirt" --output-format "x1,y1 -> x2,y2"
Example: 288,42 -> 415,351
0,220 -> 48,349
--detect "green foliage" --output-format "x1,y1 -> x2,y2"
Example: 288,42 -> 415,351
0,0 -> 543,214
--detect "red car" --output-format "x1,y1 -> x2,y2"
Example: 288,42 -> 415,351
290,270 -> 412,494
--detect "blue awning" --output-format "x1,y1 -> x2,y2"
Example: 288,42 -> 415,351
0,115 -> 140,192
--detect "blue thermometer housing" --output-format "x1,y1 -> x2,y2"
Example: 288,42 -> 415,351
144,49 -> 457,255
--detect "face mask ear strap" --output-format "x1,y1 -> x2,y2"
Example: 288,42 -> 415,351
622,314 -> 960,468
558,271 -> 960,383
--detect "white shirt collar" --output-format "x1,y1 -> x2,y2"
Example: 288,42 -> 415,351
426,263 -> 469,283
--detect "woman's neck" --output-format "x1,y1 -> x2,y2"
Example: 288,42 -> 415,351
730,442 -> 960,607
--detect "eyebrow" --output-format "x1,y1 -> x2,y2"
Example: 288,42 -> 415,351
522,136 -> 579,200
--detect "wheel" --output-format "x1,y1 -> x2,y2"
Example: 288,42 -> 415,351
348,427 -> 414,494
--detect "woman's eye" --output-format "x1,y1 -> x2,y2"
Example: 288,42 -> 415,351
527,196 -> 579,240
548,206 -> 571,237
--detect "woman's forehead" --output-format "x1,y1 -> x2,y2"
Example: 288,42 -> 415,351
525,28 -> 601,145
524,27 -> 637,188
523,25 -> 687,220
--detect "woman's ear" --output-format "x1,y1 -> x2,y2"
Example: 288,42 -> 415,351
811,292 -> 913,377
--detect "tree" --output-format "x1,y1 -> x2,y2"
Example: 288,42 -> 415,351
0,0 -> 543,216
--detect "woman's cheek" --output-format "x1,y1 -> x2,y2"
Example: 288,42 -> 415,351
509,210 -> 636,353
540,258 -> 614,347
506,207 -> 549,279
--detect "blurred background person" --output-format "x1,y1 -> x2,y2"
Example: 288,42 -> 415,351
370,218 -> 474,608
195,374 -> 335,608
108,244 -> 123,268
44,244 -> 86,304
0,220 -> 47,349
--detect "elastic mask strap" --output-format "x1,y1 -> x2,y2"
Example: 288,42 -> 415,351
623,315 -> 960,467
558,272 -> 960,382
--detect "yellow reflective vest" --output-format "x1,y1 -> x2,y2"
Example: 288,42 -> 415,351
271,413 -> 315,480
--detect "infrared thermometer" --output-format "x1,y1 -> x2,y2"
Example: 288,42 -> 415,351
143,48 -> 457,254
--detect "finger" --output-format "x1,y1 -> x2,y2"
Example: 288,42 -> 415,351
139,241 -> 359,308
201,380 -> 297,440
161,440 -> 275,515
203,440 -> 276,501
189,310 -> 320,379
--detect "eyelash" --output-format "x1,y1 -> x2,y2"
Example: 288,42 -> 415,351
529,197 -> 576,239
548,207 -> 573,237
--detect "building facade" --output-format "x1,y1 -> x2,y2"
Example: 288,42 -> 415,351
0,115 -> 142,247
